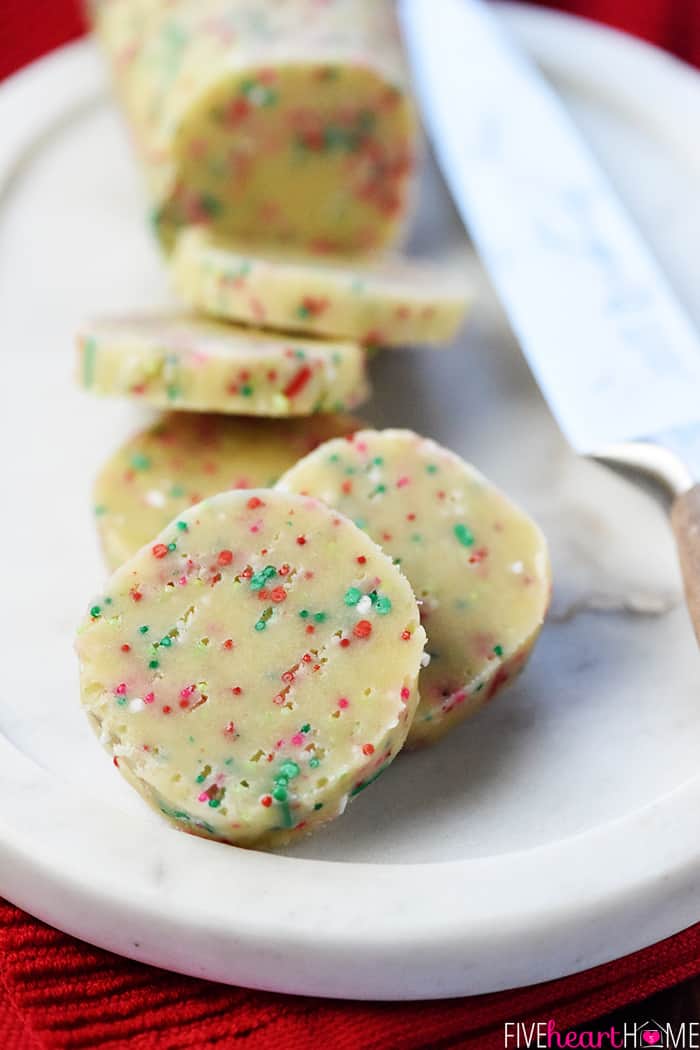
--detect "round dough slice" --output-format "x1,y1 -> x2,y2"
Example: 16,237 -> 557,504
277,429 -> 551,747
172,228 -> 472,348
95,412 -> 362,570
76,489 -> 426,848
76,314 -> 369,416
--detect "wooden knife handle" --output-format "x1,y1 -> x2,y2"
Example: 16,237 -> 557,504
671,483 -> 700,646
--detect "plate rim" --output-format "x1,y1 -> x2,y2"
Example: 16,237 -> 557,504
2,5 -> 700,1000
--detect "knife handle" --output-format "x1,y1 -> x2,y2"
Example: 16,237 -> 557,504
671,484 -> 700,646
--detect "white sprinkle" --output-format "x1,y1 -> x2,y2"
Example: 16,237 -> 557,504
421,652 -> 432,668
368,467 -> 382,484
145,489 -> 167,508
356,595 -> 372,614
129,698 -> 145,713
510,561 -> 524,574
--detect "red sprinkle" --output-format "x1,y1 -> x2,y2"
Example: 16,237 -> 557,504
362,743 -> 375,756
284,365 -> 313,399
338,697 -> 349,709
261,795 -> 273,808
231,686 -> 243,696
223,639 -> 234,650
305,624 -> 315,634
341,480 -> 353,494
162,705 -> 172,714
113,756 -> 120,767
179,699 -> 190,709
218,549 -> 234,566
278,564 -> 290,576
296,535 -> 307,546
340,638 -> 351,648
224,721 -> 236,736
401,687 -> 410,701
270,587 -> 287,603
152,543 -> 168,559
353,620 -> 373,639
121,644 -> 131,653
144,693 -> 155,705
130,589 -> 143,603
356,555 -> 367,565
401,630 -> 411,641
247,496 -> 264,509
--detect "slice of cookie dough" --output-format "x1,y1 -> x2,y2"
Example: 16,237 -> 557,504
76,314 -> 369,416
95,412 -> 362,570
93,0 -> 419,253
172,228 -> 471,348
76,489 -> 426,848
278,429 -> 551,747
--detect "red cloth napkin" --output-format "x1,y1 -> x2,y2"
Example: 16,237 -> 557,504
3,1 -> 700,1046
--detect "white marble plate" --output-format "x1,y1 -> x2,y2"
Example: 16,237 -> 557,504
1,5 -> 700,1001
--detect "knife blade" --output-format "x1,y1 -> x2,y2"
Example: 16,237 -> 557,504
399,0 -> 700,641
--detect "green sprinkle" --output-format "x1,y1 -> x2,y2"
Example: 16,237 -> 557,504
344,587 -> 362,606
372,456 -> 384,466
254,620 -> 267,632
314,803 -> 324,811
275,775 -> 289,788
166,384 -> 181,402
241,384 -> 253,397
116,697 -> 127,707
139,625 -> 149,634
176,521 -> 188,531
90,605 -> 101,617
314,612 -> 327,623
280,761 -> 300,780
130,453 -> 151,471
493,644 -> 504,657
149,659 -> 159,669
426,464 -> 438,474
454,523 -> 475,548
94,504 -> 107,517
272,785 -> 288,802
208,798 -> 221,808
300,723 -> 311,734
170,484 -> 185,498
82,337 -> 97,388
251,566 -> 277,591
375,596 -> 393,615
299,610 -> 310,619
159,636 -> 172,648
196,773 -> 205,784
309,757 -> 320,768
167,542 -> 177,552
329,453 -> 340,463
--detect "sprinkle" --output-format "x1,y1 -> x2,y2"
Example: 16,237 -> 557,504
375,596 -> 392,615
218,549 -> 234,566
299,609 -> 309,619
340,638 -> 351,648
356,595 -> 372,614
314,612 -> 326,623
270,586 -> 287,603
121,643 -> 131,653
280,761 -> 300,779
144,692 -> 155,705
454,524 -> 475,548
401,630 -> 411,640
231,686 -> 243,695
162,705 -> 172,714
159,636 -> 172,648
493,644 -> 504,657
176,521 -> 188,531
356,555 -> 367,565
284,365 -> 312,399
309,757 -> 320,768
149,659 -> 159,669
337,697 -> 349,709
152,543 -> 169,559
344,587 -> 362,606
247,496 -> 264,509
353,620 -> 372,639
362,743 -> 375,756
90,605 -> 101,618
401,687 -> 410,700
272,785 -> 288,802
260,795 -> 273,807
223,639 -> 234,650
296,535 -> 307,546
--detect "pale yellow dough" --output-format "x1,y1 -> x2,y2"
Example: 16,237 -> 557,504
278,430 -> 551,746
94,412 -> 362,570
172,228 -> 472,348
76,490 -> 425,848
92,0 -> 419,253
77,314 -> 369,416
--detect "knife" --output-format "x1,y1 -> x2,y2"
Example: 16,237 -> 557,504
399,0 -> 700,644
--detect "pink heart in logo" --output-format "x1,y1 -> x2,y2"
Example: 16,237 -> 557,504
642,1033 -> 660,1045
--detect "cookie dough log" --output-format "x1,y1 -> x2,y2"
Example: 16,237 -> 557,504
92,0 -> 419,253
95,412 -> 362,570
278,430 -> 551,747
76,314 -> 369,416
171,228 -> 472,348
76,490 -> 426,848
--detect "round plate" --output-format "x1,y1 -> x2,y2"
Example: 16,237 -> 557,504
2,5 -> 700,1000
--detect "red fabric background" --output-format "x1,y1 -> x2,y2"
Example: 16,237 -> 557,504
1,0 -> 699,81
2,1 -> 700,1047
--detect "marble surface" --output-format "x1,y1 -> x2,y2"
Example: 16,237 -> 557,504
1,6 -> 700,998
